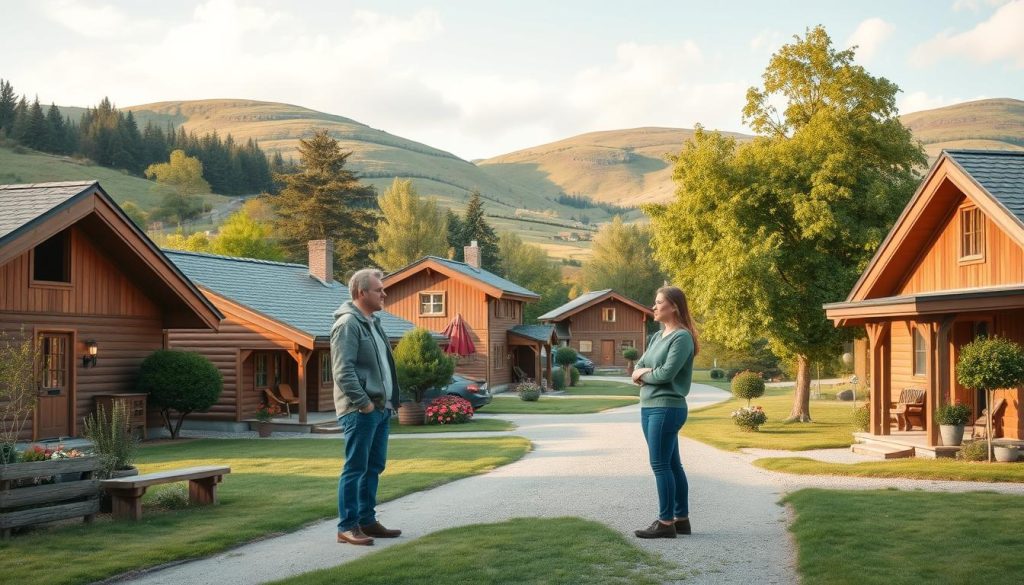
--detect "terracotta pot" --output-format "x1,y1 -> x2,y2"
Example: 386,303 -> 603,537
257,422 -> 273,438
398,401 -> 425,425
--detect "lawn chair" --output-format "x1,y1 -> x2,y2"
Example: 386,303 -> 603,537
513,365 -> 528,383
971,398 -> 1007,440
276,383 -> 302,417
890,388 -> 925,431
263,388 -> 292,417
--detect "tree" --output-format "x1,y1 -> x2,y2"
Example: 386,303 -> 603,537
581,216 -> 664,306
137,350 -> 223,439
45,103 -> 66,154
956,337 -> 1024,463
270,129 -> 377,280
146,149 -> 211,224
497,232 -> 569,323
210,208 -> 285,260
445,210 -> 463,259
120,201 -> 149,228
0,328 -> 39,461
0,79 -> 16,136
152,231 -> 212,253
394,328 -> 455,404
372,178 -> 449,270
555,346 -> 578,389
645,26 -> 926,422
452,190 -> 499,269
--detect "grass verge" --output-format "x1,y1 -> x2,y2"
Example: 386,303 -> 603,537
391,417 -> 515,433
683,387 -> 860,451
756,456 -> 1024,483
486,395 -> 637,414
786,489 -> 1024,584
0,437 -> 530,585
271,517 -> 675,585
563,379 -> 640,396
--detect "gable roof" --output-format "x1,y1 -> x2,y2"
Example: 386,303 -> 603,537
844,150 -> 1024,303
165,250 -> 422,344
508,324 -> 557,344
0,181 -> 221,329
537,289 -> 653,322
383,256 -> 539,300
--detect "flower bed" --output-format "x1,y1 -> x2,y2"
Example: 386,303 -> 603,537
731,405 -> 768,431
425,396 -> 474,425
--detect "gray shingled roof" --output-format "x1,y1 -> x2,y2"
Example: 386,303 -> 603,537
537,289 -> 613,321
396,256 -> 539,299
946,150 -> 1024,224
508,324 -> 556,343
0,181 -> 97,242
165,250 -> 420,341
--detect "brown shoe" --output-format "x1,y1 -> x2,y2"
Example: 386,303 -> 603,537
675,518 -> 691,535
634,519 -> 676,539
337,527 -> 374,546
360,521 -> 402,538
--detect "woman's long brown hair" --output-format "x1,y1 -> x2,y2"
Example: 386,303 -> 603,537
657,285 -> 700,355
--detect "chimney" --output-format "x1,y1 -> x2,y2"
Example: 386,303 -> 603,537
308,239 -> 333,282
464,240 -> 481,269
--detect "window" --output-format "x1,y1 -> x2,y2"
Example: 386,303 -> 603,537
419,292 -> 445,316
913,328 -> 926,377
578,340 -> 593,353
40,335 -> 67,388
255,354 -> 268,387
620,340 -> 635,351
33,230 -> 71,283
602,308 -> 616,322
320,352 -> 332,386
960,207 -> 984,261
272,353 -> 283,385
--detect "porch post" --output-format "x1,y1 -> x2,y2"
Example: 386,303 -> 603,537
545,342 -> 553,388
288,347 -> 311,423
867,322 -> 891,435
924,322 -> 937,447
933,315 -> 956,447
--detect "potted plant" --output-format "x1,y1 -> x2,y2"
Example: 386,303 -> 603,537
993,444 -> 1020,463
623,347 -> 640,375
731,405 -> 767,431
253,402 -> 281,437
956,337 -> 1024,463
934,402 -> 972,446
394,328 -> 455,425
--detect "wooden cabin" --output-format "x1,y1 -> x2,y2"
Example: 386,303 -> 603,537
539,289 -> 653,368
825,150 -> 1024,449
0,181 -> 221,440
382,243 -> 548,388
164,241 -> 423,426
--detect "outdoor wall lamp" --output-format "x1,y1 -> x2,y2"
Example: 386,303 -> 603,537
82,340 -> 98,368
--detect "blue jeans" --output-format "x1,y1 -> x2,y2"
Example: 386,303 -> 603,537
337,409 -> 391,531
641,406 -> 689,521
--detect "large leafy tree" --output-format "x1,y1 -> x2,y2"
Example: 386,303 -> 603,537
581,216 -> 665,306
645,26 -> 926,421
271,129 -> 377,280
146,149 -> 211,224
372,178 -> 449,270
211,208 -> 285,261
497,232 -> 569,323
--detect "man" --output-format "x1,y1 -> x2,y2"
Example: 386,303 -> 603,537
331,268 -> 402,546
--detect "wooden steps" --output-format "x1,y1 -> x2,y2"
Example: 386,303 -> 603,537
850,442 -> 915,459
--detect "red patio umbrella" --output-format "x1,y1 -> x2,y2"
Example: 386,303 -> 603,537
441,313 -> 476,356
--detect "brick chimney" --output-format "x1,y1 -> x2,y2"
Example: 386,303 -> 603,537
308,239 -> 333,282
464,240 -> 481,269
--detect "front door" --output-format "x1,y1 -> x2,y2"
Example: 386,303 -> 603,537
37,333 -> 71,439
600,340 -> 615,366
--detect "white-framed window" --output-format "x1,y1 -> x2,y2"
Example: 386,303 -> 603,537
959,207 -> 984,261
320,352 -> 332,386
913,328 -> 926,377
419,292 -> 445,316
602,308 -> 616,322
579,340 -> 593,353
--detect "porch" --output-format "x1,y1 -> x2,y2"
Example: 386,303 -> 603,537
852,431 -> 961,459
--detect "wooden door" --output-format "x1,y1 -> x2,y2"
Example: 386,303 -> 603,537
37,333 -> 71,439
600,340 -> 615,366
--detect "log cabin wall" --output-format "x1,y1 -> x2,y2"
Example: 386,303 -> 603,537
568,300 -> 646,367
0,227 -> 165,439
488,298 -> 522,387
384,270 -> 490,382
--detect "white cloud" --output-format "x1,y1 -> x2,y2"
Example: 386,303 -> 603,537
952,0 -> 1009,12
912,0 -> 1024,67
41,0 -> 148,38
898,90 -> 990,114
846,18 -> 895,63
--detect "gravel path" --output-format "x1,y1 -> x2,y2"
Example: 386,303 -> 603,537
115,381 -> 1022,585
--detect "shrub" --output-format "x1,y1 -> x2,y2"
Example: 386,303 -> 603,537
709,368 -> 725,380
394,328 -> 455,403
623,347 -> 640,363
725,368 -> 741,381
852,405 -> 870,432
957,440 -> 989,462
935,403 -> 972,426
517,382 -> 541,401
0,327 -> 39,460
152,484 -> 190,510
555,347 -> 577,388
82,401 -> 138,478
731,371 -> 766,406
570,366 -> 580,387
425,395 -> 474,425
836,389 -> 855,401
551,368 -> 566,390
731,405 -> 767,431
138,350 -> 223,439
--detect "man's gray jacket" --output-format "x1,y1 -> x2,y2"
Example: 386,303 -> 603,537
330,301 -> 401,418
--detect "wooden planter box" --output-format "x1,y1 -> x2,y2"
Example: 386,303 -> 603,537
0,456 -> 101,538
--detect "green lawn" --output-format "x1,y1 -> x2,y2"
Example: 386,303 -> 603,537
0,437 -> 530,585
272,517 -> 676,585
486,395 -> 638,414
563,379 -> 640,396
786,489 -> 1024,584
756,456 -> 1024,483
691,369 -> 732,392
682,387 -> 861,451
391,417 -> 515,433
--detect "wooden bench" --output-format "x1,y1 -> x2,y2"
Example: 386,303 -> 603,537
100,465 -> 230,520
890,388 -> 926,431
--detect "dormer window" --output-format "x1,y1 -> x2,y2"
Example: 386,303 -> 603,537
32,230 -> 71,283
959,206 -> 984,262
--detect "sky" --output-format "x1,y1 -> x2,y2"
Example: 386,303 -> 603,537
2,0 -> 1022,160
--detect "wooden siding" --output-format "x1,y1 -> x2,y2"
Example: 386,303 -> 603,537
565,300 -> 647,367
384,270 -> 491,382
899,198 -> 1024,295
488,299 -> 521,387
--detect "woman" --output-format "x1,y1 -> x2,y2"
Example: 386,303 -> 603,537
630,285 -> 698,539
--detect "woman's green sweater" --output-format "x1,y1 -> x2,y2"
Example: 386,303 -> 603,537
635,329 -> 694,408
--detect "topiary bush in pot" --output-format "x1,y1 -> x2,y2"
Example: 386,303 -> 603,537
731,371 -> 766,406
957,337 -> 1024,462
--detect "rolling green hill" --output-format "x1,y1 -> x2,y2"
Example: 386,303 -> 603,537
899,98 -> 1024,160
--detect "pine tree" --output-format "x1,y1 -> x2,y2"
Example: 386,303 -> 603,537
0,79 -> 16,137
23,97 -> 49,151
445,209 -> 463,259
45,103 -> 65,153
457,190 -> 499,269
11,96 -> 30,144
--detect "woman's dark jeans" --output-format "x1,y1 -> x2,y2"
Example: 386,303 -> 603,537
641,406 -> 688,521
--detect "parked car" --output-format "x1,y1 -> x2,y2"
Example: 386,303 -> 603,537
423,374 -> 492,410
574,355 -> 595,375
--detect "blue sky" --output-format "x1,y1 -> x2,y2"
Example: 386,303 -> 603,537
1,0 -> 1022,159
